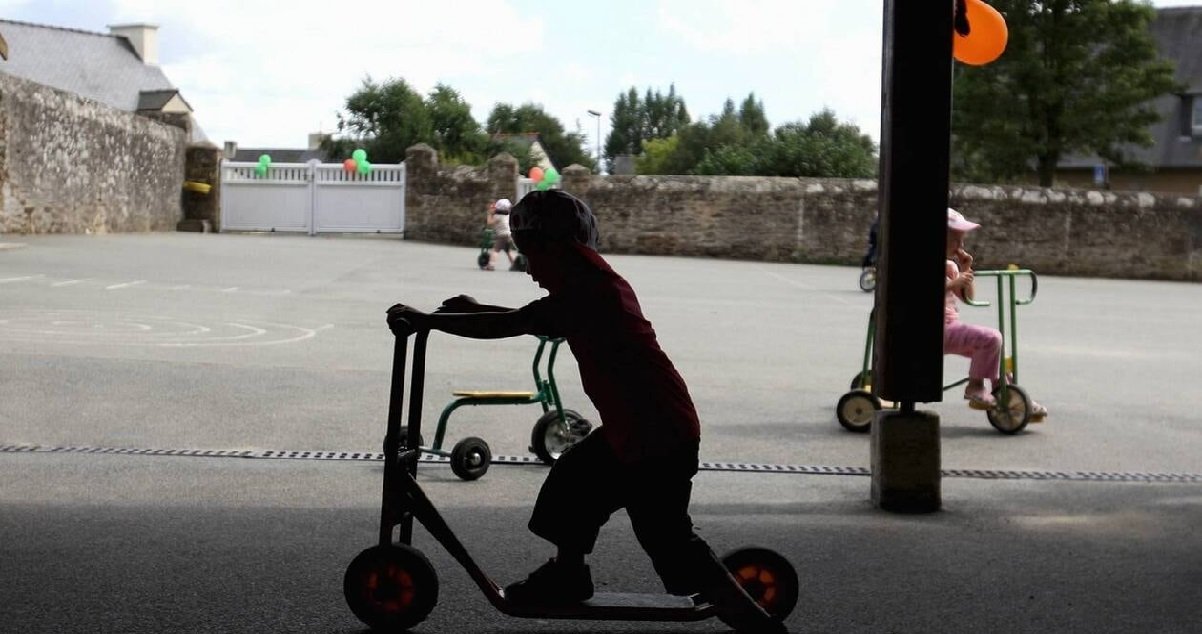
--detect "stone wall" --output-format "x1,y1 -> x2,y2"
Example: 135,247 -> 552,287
402,144 -> 518,244
402,147 -> 1201,281
0,71 -> 186,234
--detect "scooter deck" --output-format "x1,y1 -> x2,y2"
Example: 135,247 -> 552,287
500,591 -> 712,622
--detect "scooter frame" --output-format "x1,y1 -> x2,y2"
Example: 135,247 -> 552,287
343,329 -> 798,631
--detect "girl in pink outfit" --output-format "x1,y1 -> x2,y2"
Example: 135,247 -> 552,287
942,211 -> 1048,421
943,209 -> 1048,418
943,208 -> 1001,408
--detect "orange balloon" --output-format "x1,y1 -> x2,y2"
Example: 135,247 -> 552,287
528,166 -> 544,183
954,0 -> 1008,66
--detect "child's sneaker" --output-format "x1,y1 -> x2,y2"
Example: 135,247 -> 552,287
504,558 -> 594,605
1029,400 -> 1048,423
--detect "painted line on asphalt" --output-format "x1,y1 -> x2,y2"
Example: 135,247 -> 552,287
0,275 -> 42,283
105,280 -> 147,290
2,444 -> 1199,484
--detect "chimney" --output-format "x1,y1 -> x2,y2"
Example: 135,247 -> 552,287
108,23 -> 159,65
223,141 -> 238,160
308,132 -> 331,150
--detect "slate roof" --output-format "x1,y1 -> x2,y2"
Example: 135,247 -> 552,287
137,89 -> 190,112
231,148 -> 329,163
0,19 -> 176,112
1061,7 -> 1202,169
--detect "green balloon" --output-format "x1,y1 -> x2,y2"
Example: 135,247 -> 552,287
352,149 -> 367,162
543,167 -> 560,184
255,164 -> 267,177
258,154 -> 271,165
357,160 -> 372,175
535,180 -> 551,191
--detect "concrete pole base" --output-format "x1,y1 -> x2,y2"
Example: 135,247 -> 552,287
871,409 -> 941,513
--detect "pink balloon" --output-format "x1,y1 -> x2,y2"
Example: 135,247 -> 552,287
343,158 -> 357,172
528,166 -> 544,183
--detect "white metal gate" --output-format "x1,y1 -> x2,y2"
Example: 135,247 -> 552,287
220,160 -> 405,234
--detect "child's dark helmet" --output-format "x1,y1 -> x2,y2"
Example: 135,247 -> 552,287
511,190 -> 598,250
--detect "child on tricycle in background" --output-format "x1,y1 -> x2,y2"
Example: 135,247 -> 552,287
484,198 -> 516,271
946,208 -> 1047,418
387,190 -> 785,632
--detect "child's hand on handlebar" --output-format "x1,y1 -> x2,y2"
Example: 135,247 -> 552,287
386,304 -> 427,335
436,295 -> 480,314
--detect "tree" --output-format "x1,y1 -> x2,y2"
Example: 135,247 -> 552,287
635,135 -> 680,175
487,103 -> 594,170
333,77 -> 432,163
604,85 -> 691,167
425,83 -> 486,163
761,110 -> 877,178
738,93 -> 770,138
605,88 -> 644,164
952,0 -> 1178,186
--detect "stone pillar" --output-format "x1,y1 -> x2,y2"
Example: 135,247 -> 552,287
871,409 -> 941,513
560,164 -> 593,197
487,152 -> 518,202
177,142 -> 221,232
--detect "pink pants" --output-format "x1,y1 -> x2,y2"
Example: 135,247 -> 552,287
943,320 -> 1002,382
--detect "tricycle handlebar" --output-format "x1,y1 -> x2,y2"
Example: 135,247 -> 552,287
963,268 -> 1038,307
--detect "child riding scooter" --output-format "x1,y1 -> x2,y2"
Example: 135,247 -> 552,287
382,190 -> 791,632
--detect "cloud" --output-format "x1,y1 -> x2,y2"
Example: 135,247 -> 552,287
106,0 -> 546,145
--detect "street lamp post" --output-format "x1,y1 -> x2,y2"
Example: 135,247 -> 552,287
587,109 -> 602,173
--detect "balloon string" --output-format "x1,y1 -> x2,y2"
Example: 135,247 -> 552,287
954,0 -> 971,36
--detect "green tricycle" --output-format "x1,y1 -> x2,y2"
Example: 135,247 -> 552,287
836,268 -> 1042,435
403,336 -> 591,481
476,227 -> 528,272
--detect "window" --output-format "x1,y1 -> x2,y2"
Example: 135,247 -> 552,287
1194,96 -> 1202,135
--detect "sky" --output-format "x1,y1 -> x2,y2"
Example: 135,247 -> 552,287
1,0 -> 1198,158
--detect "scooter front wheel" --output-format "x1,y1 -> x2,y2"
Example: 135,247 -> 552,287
721,547 -> 799,621
477,252 -> 490,269
344,544 -> 439,631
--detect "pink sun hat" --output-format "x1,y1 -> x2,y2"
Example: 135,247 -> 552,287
947,208 -> 980,232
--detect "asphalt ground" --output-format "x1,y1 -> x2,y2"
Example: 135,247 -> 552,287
1,233 -> 1200,633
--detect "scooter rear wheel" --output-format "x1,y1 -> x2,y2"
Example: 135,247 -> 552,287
477,252 -> 490,269
344,544 -> 439,631
721,547 -> 799,621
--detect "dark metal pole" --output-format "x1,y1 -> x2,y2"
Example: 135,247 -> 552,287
874,0 -> 954,405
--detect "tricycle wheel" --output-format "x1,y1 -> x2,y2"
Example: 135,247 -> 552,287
721,547 -> 799,621
450,436 -> 491,480
986,384 -> 1031,435
836,391 -> 879,433
344,544 -> 439,631
511,254 -> 528,272
476,252 -> 490,269
858,267 -> 877,292
849,370 -> 872,392
530,409 -> 592,465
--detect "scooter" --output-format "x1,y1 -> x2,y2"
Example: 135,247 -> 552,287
343,328 -> 800,632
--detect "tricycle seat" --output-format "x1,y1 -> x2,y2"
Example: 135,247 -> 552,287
451,390 -> 537,400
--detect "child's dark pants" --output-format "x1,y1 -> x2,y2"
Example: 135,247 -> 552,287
527,430 -> 726,595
